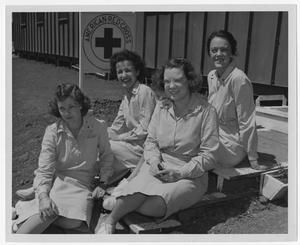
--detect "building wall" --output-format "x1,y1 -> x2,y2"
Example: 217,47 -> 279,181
136,12 -> 288,88
12,11 -> 288,88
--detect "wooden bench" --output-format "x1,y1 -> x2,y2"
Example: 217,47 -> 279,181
213,161 -> 288,192
212,128 -> 288,192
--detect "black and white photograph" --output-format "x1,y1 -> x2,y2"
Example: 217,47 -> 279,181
3,1 -> 299,244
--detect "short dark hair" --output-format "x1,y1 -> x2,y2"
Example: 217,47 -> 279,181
49,83 -> 91,118
110,49 -> 145,82
207,30 -> 237,56
152,58 -> 201,93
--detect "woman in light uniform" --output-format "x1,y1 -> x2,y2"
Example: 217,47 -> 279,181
106,49 -> 157,184
207,30 -> 265,170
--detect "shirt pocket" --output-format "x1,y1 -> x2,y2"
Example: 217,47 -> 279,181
220,97 -> 237,125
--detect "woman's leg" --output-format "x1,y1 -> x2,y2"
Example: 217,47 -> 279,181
53,217 -> 83,230
106,193 -> 166,225
108,141 -> 143,185
105,193 -> 147,226
136,195 -> 167,217
16,214 -> 57,234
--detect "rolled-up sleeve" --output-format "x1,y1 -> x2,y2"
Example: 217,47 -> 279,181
33,125 -> 57,196
109,100 -> 126,134
232,76 -> 258,161
178,106 -> 220,178
143,104 -> 162,165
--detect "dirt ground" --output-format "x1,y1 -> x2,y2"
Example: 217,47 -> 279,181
11,56 -> 288,234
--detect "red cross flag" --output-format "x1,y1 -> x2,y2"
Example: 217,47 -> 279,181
79,12 -> 136,88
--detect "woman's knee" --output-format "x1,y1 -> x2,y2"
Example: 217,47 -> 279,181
137,196 -> 167,217
16,214 -> 57,234
54,217 -> 83,230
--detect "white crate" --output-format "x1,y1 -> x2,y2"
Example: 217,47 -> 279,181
259,168 -> 288,201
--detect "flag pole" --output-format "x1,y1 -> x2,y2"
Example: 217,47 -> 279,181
79,12 -> 83,90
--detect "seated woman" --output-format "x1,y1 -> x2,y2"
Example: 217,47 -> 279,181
206,30 -> 266,170
96,58 -> 219,234
106,49 -> 157,184
14,83 -> 114,233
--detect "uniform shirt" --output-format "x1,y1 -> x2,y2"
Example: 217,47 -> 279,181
144,93 -> 219,178
109,82 -> 156,146
33,111 -> 114,197
207,63 -> 258,161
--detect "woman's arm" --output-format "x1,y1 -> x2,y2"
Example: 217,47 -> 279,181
143,104 -> 162,169
232,74 -> 258,161
32,125 -> 59,217
33,125 -> 57,198
177,106 -> 220,179
108,99 -> 126,139
98,120 -> 115,185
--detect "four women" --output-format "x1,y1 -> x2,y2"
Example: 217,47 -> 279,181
14,30 -> 265,234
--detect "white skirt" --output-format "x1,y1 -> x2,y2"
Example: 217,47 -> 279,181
14,175 -> 94,227
116,163 -> 208,219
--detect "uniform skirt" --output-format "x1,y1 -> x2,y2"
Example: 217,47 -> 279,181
14,175 -> 94,227
115,163 -> 208,219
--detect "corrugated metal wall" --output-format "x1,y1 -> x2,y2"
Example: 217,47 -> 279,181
12,11 -> 288,88
138,12 -> 288,87
12,12 -> 80,66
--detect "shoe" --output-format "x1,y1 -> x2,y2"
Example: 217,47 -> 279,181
250,161 -> 270,171
94,213 -> 115,234
102,195 -> 117,211
96,222 -> 115,234
12,207 -> 17,220
11,220 -> 18,233
16,187 -> 35,200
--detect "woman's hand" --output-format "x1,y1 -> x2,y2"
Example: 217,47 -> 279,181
39,193 -> 58,220
90,186 -> 106,199
108,129 -> 121,141
149,161 -> 163,176
154,169 -> 182,183
249,160 -> 270,170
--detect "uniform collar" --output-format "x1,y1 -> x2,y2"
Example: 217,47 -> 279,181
56,110 -> 93,136
132,81 -> 141,95
166,93 -> 205,118
214,60 -> 236,84
126,81 -> 140,96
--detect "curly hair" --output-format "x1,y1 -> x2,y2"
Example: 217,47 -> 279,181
110,49 -> 145,82
48,83 -> 91,118
151,58 -> 201,94
207,30 -> 237,56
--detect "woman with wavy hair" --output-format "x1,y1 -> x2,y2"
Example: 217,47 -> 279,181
14,83 -> 114,233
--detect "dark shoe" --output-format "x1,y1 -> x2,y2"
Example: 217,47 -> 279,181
16,187 -> 35,200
